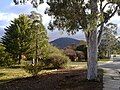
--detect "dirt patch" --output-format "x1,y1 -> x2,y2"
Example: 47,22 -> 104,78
0,69 -> 103,90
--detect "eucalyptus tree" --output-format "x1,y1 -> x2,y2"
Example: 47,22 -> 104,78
98,23 -> 118,58
13,0 -> 120,80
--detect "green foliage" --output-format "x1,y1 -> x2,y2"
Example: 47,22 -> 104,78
27,11 -> 49,65
2,15 -> 32,64
44,45 -> 70,68
23,12 -> 48,76
76,45 -> 87,60
24,62 -> 44,76
98,23 -> 118,58
44,0 -> 120,33
47,53 -> 69,68
0,44 -> 14,67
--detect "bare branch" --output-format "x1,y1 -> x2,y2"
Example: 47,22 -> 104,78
97,24 -> 104,46
100,0 -> 103,12
102,2 -> 113,11
98,5 -> 118,27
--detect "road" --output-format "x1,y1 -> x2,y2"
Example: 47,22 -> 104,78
99,57 -> 120,90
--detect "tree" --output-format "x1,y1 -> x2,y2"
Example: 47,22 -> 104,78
45,0 -> 120,80
76,45 -> 87,61
114,38 -> 120,54
28,11 -> 48,65
0,43 -> 13,67
13,0 -> 120,80
2,15 -> 32,64
98,23 -> 118,58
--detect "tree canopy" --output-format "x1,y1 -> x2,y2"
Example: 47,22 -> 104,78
98,23 -> 118,58
2,15 -> 32,63
2,13 -> 48,64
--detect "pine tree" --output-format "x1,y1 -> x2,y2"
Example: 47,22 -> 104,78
2,15 -> 32,64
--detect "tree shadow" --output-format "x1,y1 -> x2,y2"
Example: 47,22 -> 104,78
8,65 -> 25,69
0,73 -> 5,77
0,69 -> 103,90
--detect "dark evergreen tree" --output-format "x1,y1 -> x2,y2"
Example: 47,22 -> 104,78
2,15 -> 32,64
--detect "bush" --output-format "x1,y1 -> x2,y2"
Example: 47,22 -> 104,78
43,45 -> 70,69
47,53 -> 69,68
76,45 -> 87,60
24,62 -> 44,76
0,53 -> 14,67
64,48 -> 77,61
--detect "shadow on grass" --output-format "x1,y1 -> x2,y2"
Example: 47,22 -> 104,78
0,69 -> 103,90
8,65 -> 25,69
0,73 -> 6,77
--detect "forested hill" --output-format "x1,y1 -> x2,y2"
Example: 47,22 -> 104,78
50,37 -> 80,49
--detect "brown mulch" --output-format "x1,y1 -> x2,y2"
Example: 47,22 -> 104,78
0,69 -> 103,90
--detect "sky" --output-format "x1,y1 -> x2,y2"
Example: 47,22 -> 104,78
0,0 -> 120,41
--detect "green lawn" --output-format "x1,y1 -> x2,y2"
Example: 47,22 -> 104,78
98,59 -> 110,62
67,61 -> 87,69
0,67 -> 30,84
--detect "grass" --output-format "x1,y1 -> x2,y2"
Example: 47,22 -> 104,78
98,59 -> 110,62
67,61 -> 87,69
0,60 -> 104,87
0,68 -> 104,90
0,67 -> 30,84
0,61 -> 87,84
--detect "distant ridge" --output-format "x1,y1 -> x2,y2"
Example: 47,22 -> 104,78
50,37 -> 80,49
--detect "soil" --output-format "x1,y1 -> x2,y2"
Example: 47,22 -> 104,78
0,69 -> 103,90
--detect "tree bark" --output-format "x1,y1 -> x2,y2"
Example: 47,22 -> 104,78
87,0 -> 98,80
87,29 -> 98,80
97,24 -> 104,46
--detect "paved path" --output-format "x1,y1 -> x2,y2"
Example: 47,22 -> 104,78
99,61 -> 120,90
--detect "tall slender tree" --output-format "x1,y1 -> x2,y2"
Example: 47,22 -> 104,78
13,0 -> 120,80
28,11 -> 48,65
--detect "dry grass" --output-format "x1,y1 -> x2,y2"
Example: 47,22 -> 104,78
0,67 -> 30,84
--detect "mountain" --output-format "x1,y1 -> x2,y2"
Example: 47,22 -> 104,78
50,37 -> 80,49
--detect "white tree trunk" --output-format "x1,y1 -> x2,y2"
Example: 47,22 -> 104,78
87,29 -> 98,80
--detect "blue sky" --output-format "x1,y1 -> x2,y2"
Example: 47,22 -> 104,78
0,0 -> 120,41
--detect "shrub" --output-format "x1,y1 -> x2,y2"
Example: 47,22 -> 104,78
47,53 -> 69,68
44,45 -> 70,69
64,48 -> 77,61
76,45 -> 87,60
24,62 -> 44,76
0,53 -> 14,67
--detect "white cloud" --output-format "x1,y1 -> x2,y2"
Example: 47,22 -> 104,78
8,2 -> 51,26
0,11 -> 19,37
0,12 -> 18,21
